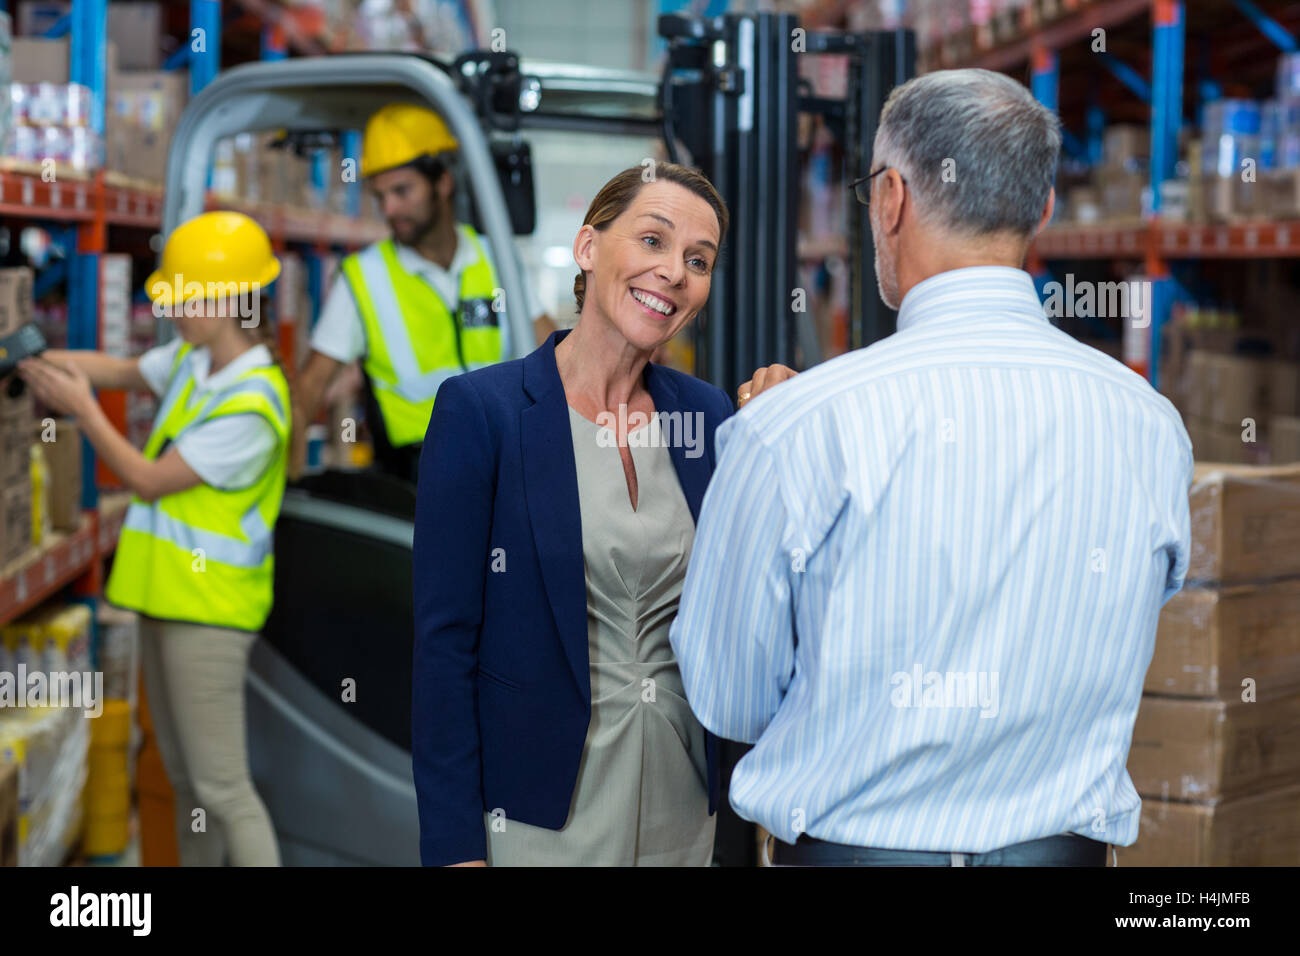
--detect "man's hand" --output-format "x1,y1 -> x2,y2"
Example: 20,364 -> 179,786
448,860 -> 487,867
737,364 -> 797,408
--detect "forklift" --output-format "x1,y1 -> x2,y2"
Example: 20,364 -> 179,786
158,11 -> 912,865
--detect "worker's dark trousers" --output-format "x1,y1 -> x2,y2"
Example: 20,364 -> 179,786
769,832 -> 1108,867
372,439 -> 422,483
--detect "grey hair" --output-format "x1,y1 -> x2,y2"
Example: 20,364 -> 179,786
873,68 -> 1061,237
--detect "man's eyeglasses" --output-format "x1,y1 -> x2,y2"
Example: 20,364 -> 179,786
849,166 -> 906,206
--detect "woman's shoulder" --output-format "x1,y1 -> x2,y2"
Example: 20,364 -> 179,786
649,363 -> 733,420
434,356 -> 529,423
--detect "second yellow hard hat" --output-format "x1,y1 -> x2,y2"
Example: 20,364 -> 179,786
361,103 -> 459,179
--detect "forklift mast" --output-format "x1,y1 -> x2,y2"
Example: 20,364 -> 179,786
658,11 -> 915,394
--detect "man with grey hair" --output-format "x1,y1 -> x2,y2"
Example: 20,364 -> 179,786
671,69 -> 1192,867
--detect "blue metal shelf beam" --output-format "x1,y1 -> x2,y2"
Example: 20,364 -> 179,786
1232,0 -> 1298,53
1096,50 -> 1152,103
191,0 -> 222,95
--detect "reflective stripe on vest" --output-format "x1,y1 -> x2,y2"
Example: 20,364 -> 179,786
341,228 -> 502,447
104,344 -> 290,632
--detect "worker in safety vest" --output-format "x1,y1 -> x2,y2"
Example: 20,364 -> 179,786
297,103 -> 555,481
19,210 -> 293,865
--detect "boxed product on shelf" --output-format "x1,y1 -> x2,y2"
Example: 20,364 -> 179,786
108,1 -> 162,72
1116,781 -> 1300,866
1065,185 -> 1100,224
1,481 -> 32,565
1184,351 -> 1271,426
99,255 -> 132,358
0,704 -> 88,866
0,266 -> 33,334
1,391 -> 34,485
97,603 -> 139,706
10,37 -> 66,85
1275,414 -> 1300,462
1127,692 -> 1300,801
1184,417 -> 1258,465
1203,99 -> 1264,222
106,68 -> 188,183
1103,124 -> 1148,167
33,603 -> 91,676
1092,165 -> 1146,221
1274,359 -> 1300,417
17,2 -> 68,38
35,417 -> 80,532
1149,577 -> 1300,697
1186,461 -> 1300,584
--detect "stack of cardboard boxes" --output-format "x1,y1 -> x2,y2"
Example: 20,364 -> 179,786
211,132 -> 372,219
1091,125 -> 1149,222
0,267 -> 33,567
1119,463 -> 1300,865
1157,310 -> 1300,465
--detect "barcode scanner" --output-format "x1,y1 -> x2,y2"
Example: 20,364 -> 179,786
0,322 -> 49,396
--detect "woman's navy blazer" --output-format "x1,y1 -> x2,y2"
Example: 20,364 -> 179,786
412,328 -> 735,866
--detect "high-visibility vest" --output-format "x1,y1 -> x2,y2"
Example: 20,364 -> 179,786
105,344 -> 291,632
341,229 -> 503,448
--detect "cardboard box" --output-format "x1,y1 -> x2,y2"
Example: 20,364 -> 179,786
1149,579 -> 1300,698
1265,168 -> 1300,219
18,2 -> 70,38
1187,462 -> 1300,584
106,122 -> 170,184
1185,416 -> 1259,464
0,482 -> 32,566
1128,692 -> 1300,800
37,417 -> 80,532
1275,361 -> 1300,417
1275,415 -> 1300,463
1115,782 -> 1300,866
11,37 -> 67,84
1188,352 -> 1271,428
0,267 -> 33,336
1204,173 -> 1262,223
108,2 -> 162,71
110,69 -> 187,132
1103,125 -> 1149,167
1093,165 -> 1146,221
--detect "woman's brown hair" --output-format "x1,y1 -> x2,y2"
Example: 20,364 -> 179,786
573,162 -> 729,313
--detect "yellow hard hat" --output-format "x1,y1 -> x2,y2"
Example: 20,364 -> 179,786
361,103 -> 459,179
146,211 -> 281,306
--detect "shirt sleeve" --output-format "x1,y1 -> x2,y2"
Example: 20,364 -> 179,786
136,338 -> 184,397
1162,433 -> 1195,604
173,414 -> 280,491
309,274 -> 367,364
668,414 -> 796,744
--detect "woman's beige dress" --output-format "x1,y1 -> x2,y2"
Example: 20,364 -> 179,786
484,406 -> 715,866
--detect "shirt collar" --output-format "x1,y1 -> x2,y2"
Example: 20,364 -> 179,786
895,266 -> 1047,332
192,343 -> 272,392
394,223 -> 477,278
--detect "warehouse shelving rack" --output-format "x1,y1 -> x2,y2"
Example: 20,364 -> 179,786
0,1 -> 394,621
920,0 -> 1300,390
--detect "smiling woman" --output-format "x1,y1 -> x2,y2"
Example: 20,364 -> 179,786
411,162 -> 748,867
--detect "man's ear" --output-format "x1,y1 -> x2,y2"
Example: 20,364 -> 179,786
438,169 -> 455,203
573,223 -> 597,272
880,168 -> 907,234
1035,188 -> 1056,235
